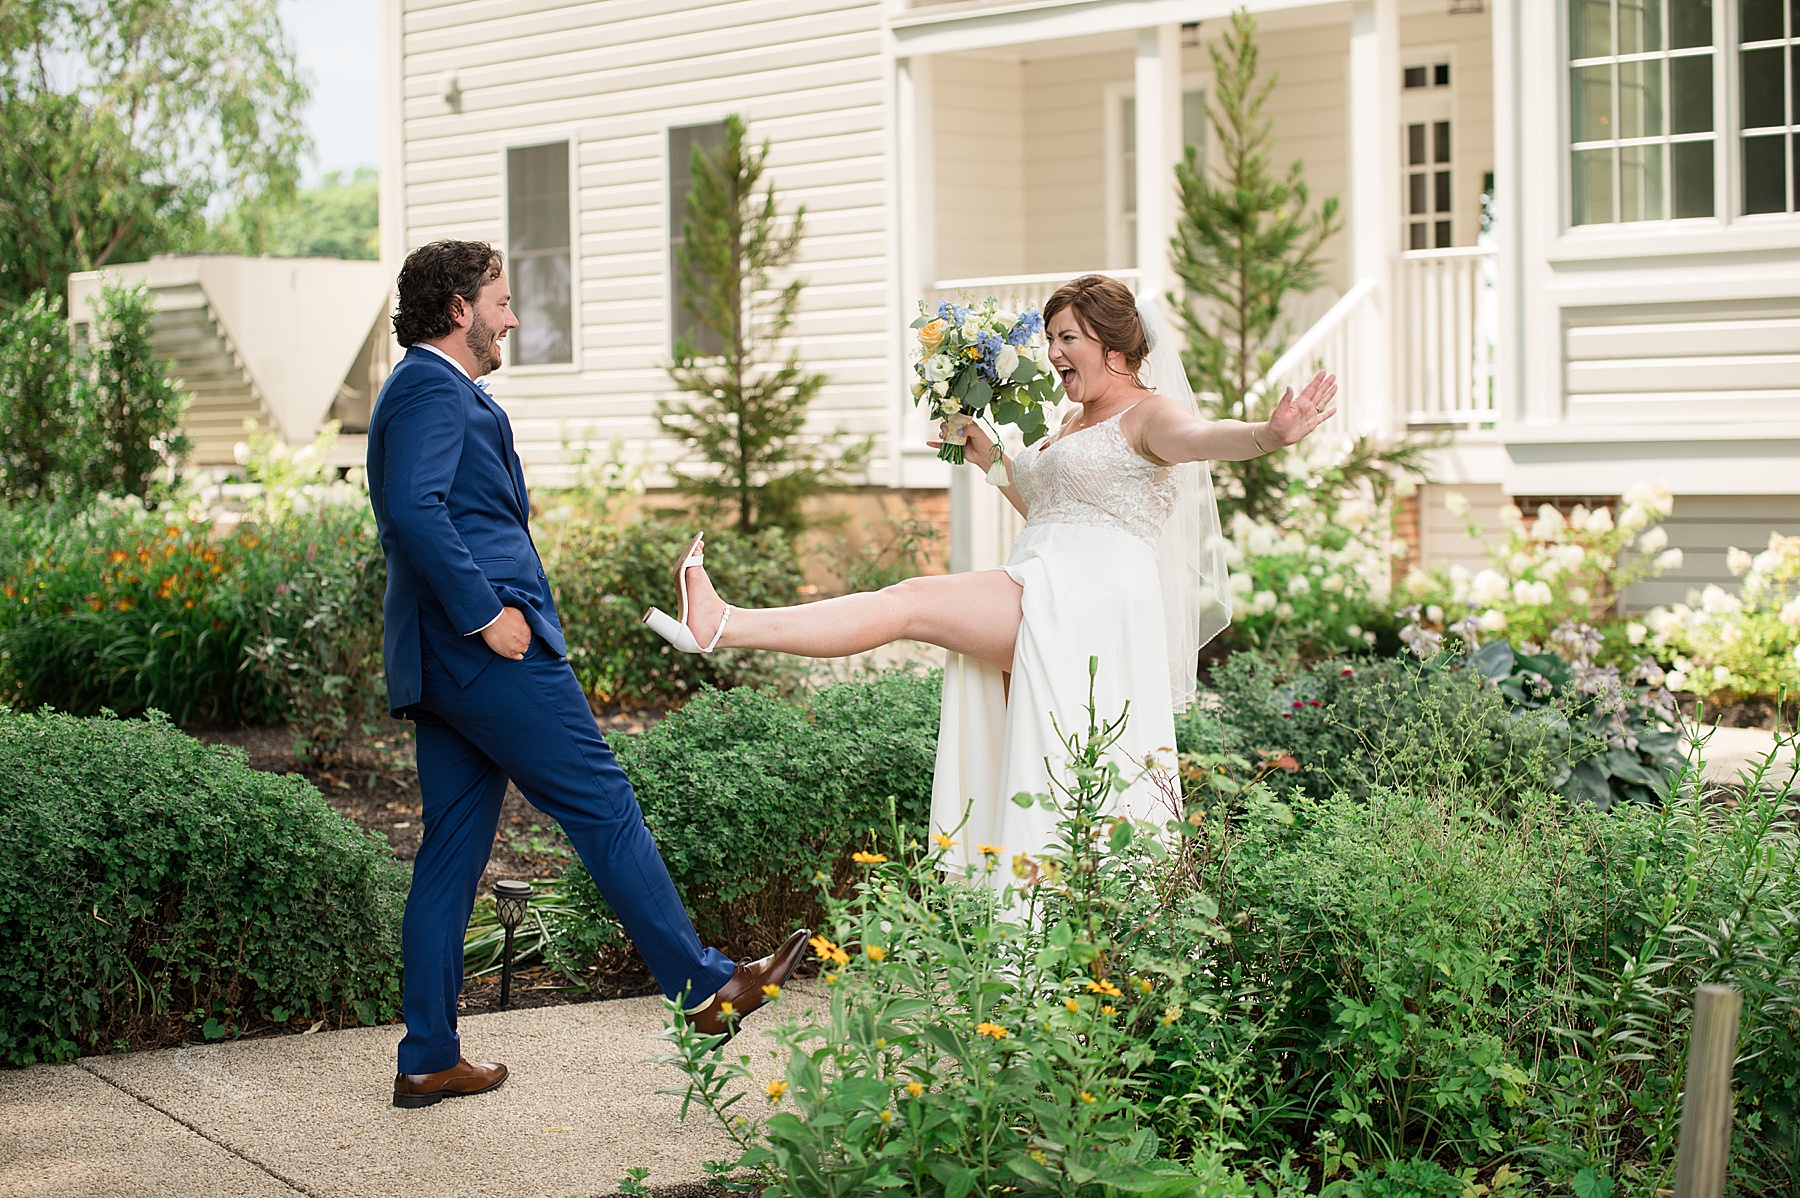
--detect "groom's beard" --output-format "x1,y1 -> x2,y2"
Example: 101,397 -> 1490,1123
466,311 -> 503,375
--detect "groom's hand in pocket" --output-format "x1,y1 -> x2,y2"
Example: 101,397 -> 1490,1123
480,606 -> 532,660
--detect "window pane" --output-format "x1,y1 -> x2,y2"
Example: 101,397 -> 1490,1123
1573,146 -> 1616,223
1572,0 -> 1614,57
1670,0 -> 1712,47
1743,132 -> 1787,211
507,143 -> 569,253
1435,169 -> 1452,212
1620,0 -> 1664,53
1434,62 -> 1451,86
1670,53 -> 1715,131
1410,173 -> 1428,214
1435,219 -> 1453,247
1434,120 -> 1452,162
1404,65 -> 1427,88
1181,89 -> 1208,161
1410,222 -> 1428,250
1619,58 -> 1665,137
1620,142 -> 1666,219
1740,0 -> 1783,42
669,122 -> 728,356
512,253 -> 572,366
1672,138 -> 1716,214
1573,64 -> 1615,140
1408,123 -> 1427,164
1742,46 -> 1785,128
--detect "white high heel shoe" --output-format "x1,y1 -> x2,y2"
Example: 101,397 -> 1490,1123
642,532 -> 733,654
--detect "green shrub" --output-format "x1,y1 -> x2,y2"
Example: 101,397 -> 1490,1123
561,670 -> 941,959
0,496 -> 385,746
538,516 -> 808,707
0,291 -> 74,502
0,708 -> 405,1065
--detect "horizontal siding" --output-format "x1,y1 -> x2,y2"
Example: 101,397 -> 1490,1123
1627,495 -> 1800,609
1563,299 -> 1800,426
397,0 -> 891,487
1419,483 -> 1509,576
934,52 -> 1028,280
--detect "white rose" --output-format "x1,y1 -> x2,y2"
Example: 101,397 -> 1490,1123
959,319 -> 981,342
994,344 -> 1020,380
994,309 -> 1017,327
1654,548 -> 1685,571
1727,547 -> 1753,576
923,353 -> 955,382
1637,527 -> 1669,554
1444,490 -> 1470,517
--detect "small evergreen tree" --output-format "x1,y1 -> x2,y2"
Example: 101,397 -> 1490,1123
68,283 -> 192,499
0,292 -> 75,502
659,114 -> 868,536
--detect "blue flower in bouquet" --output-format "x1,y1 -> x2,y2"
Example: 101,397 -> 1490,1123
975,330 -> 1006,383
1006,310 -> 1043,346
936,300 -> 969,326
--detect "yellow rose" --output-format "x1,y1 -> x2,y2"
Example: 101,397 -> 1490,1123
917,320 -> 949,352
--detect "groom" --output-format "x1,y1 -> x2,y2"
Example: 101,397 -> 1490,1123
368,239 -> 807,1109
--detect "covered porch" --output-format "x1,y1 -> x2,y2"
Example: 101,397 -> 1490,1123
884,0 -> 1503,568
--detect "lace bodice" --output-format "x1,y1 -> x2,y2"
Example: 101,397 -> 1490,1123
1012,409 -> 1175,548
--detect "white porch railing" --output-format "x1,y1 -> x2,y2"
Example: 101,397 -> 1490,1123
1250,278 -> 1380,437
922,269 -> 1139,316
1394,246 -> 1497,428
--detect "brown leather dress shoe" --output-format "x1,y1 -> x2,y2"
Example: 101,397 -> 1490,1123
392,1057 -> 508,1109
687,927 -> 811,1043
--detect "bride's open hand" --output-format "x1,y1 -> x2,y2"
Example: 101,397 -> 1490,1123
1266,370 -> 1338,447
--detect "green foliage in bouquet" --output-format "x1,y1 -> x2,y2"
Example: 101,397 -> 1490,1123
660,113 -> 869,536
0,708 -> 405,1065
911,297 -> 1058,467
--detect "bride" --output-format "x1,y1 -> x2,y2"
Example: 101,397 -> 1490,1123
643,274 -> 1335,871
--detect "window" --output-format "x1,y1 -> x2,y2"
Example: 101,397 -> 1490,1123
1119,89 -> 1208,266
1403,58 -> 1457,248
668,121 -> 728,356
1740,0 -> 1800,213
1569,0 -> 1718,225
505,141 -> 574,366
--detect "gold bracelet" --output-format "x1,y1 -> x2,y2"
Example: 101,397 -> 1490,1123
1250,424 -> 1268,454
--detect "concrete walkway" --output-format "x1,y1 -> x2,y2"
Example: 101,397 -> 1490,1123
1,992 -> 792,1198
1688,724 -> 1795,784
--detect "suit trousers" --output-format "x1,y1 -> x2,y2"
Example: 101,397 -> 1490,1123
397,636 -> 735,1075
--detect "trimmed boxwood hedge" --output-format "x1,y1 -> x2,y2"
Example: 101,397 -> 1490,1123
0,708 -> 405,1065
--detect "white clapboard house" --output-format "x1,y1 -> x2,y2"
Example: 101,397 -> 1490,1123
378,0 -> 1800,602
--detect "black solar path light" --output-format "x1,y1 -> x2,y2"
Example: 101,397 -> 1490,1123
492,879 -> 533,1010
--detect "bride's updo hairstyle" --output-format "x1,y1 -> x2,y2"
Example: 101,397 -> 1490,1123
1043,274 -> 1151,388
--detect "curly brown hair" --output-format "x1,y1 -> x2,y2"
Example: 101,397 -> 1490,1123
1043,274 -> 1149,387
392,240 -> 504,348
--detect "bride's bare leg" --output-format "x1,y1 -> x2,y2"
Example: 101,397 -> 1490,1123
682,559 -> 1022,674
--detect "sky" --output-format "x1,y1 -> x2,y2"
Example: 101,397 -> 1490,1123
279,0 -> 381,184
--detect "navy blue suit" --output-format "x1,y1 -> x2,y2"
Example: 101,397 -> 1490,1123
367,346 -> 734,1074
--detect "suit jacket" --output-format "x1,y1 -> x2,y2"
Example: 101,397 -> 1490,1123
367,346 -> 566,713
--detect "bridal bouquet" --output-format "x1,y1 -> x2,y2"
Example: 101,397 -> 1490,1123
910,297 -> 1059,481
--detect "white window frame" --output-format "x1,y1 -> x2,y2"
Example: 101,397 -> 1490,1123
1400,45 -> 1460,250
500,132 -> 582,376
662,114 -> 735,359
1104,71 -> 1213,271
1558,0 -> 1800,247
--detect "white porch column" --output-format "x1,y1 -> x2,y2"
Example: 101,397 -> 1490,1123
895,55 -> 953,499
1347,0 -> 1399,435
378,0 -> 406,271
1133,24 -> 1182,303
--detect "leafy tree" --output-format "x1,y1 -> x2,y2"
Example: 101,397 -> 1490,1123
0,293 -> 75,502
1170,9 -> 1430,525
208,167 -> 379,260
67,283 -> 192,499
658,114 -> 869,536
0,0 -> 309,307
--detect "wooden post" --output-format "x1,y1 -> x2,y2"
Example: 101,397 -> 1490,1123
1674,984 -> 1742,1198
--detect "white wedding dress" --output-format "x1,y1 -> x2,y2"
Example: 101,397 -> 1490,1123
929,403 -> 1183,873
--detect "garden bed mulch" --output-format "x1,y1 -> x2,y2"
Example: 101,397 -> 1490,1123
188,704 -> 670,1022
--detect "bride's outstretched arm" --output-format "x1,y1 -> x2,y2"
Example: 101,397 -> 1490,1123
1135,370 -> 1337,465
928,424 -> 1029,517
